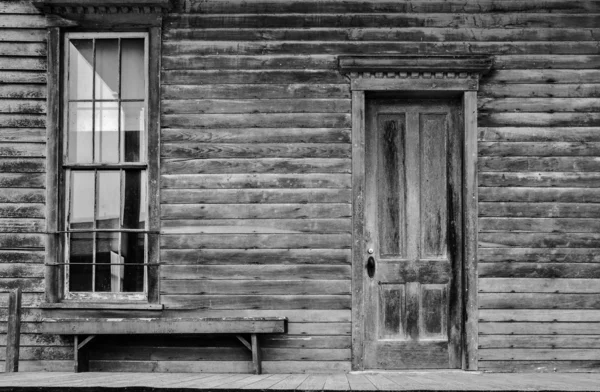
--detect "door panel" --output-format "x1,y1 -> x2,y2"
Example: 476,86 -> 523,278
363,98 -> 463,369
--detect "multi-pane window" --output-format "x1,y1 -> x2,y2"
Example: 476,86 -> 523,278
63,32 -> 148,301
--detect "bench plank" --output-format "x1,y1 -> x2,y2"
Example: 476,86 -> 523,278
41,317 -> 286,335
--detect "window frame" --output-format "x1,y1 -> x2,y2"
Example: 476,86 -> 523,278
46,26 -> 161,306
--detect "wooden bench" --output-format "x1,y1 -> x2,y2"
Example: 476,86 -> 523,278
40,317 -> 286,374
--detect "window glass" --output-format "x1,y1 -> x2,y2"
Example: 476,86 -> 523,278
64,34 -> 148,299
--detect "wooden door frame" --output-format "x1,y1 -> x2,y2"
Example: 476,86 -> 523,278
339,55 -> 492,371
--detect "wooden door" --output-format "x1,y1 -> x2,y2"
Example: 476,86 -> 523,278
363,98 -> 463,369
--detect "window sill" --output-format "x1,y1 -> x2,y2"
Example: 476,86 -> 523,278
40,302 -> 163,310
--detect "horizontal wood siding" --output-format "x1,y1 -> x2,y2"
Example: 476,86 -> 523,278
0,0 -> 54,371
158,0 -> 600,373
475,0 -> 600,370
0,0 -> 598,373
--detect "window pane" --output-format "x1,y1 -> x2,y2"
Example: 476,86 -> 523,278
121,102 -> 145,162
97,171 -> 120,229
95,39 -> 119,100
122,170 -> 145,229
68,39 -> 93,100
67,102 -> 93,163
69,171 -> 94,230
69,232 -> 93,292
121,232 -> 145,292
95,231 -> 119,292
121,39 -> 145,100
95,101 -> 119,163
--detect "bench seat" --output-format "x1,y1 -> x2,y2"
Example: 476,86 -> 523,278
41,317 -> 287,374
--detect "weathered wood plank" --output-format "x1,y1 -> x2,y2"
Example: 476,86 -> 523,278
480,278 -> 600,293
0,42 -> 45,56
41,318 -> 286,335
480,349 -> 600,361
480,172 -> 600,188
161,158 -> 351,174
0,277 -> 43,292
0,114 -> 45,128
162,99 -> 350,114
480,113 -> 600,127
178,0 -> 600,14
161,249 -> 351,265
0,29 -> 45,42
0,143 -> 45,157
0,159 -> 44,173
0,58 -> 46,71
5,288 -> 21,372
479,98 -> 600,113
162,54 -> 338,69
164,14 -> 600,29
0,203 -> 44,218
162,113 -> 350,128
480,84 -> 600,98
487,70 -> 600,84
0,251 -> 44,264
480,217 -> 600,233
262,335 -> 351,349
480,262 -> 600,278
479,322 -> 600,334
161,128 -> 350,143
161,41 -> 600,56
0,263 -> 43,278
479,248 -> 600,263
0,15 -> 45,28
480,293 -> 600,309
479,360 -> 600,372
160,233 -> 351,249
479,128 -> 600,142
0,85 -> 46,100
480,309 -> 600,322
161,174 -> 350,189
162,84 -> 351,99
0,233 -> 44,248
479,157 -> 600,172
0,219 -> 44,233
0,189 -> 44,203
162,144 -> 350,159
160,295 -> 351,310
163,28 -> 600,43
0,173 -> 44,188
0,100 -> 45,114
479,142 -> 600,156
161,190 -> 351,207
162,70 -> 345,85
161,219 -> 350,234
479,187 -> 600,203
494,55 -> 600,69
160,280 -> 351,295
0,72 -> 46,84
480,202 -> 600,218
161,204 -> 350,220
161,265 -> 351,280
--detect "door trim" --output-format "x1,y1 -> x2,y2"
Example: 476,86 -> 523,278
341,55 -> 492,371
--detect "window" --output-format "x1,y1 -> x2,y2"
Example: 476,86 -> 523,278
62,32 -> 150,301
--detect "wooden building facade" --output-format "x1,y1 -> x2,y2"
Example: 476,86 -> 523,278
0,0 -> 600,373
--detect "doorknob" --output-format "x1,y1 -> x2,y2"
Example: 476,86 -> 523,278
366,256 -> 376,278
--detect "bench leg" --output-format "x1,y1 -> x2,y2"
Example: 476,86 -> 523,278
74,335 -> 95,373
251,333 -> 261,375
